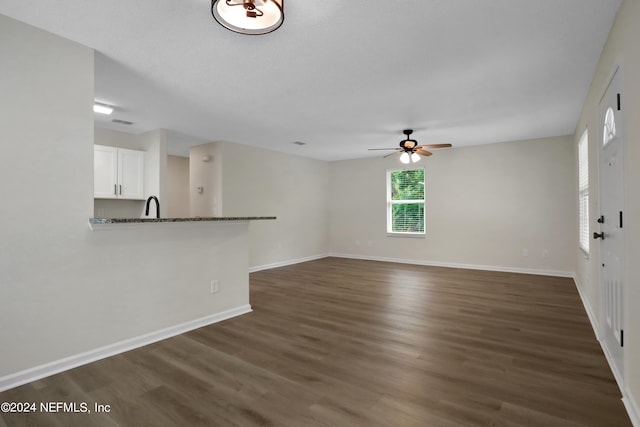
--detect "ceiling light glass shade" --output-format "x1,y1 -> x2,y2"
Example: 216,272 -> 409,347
400,152 -> 411,164
212,0 -> 284,35
411,153 -> 421,163
93,103 -> 113,115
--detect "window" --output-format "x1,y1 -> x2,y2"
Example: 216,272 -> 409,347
603,107 -> 616,146
387,168 -> 425,235
578,130 -> 589,254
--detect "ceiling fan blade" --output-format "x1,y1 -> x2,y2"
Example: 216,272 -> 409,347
416,143 -> 452,149
416,149 -> 433,156
368,148 -> 400,151
384,151 -> 400,158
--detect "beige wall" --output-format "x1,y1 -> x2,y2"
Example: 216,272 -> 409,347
0,15 -> 250,386
329,136 -> 576,275
189,142 -> 223,217
574,0 -> 640,421
95,127 -> 142,150
218,142 -> 330,269
167,155 -> 190,217
138,129 -> 168,217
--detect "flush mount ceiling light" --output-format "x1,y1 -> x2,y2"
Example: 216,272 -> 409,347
93,103 -> 114,115
211,0 -> 284,35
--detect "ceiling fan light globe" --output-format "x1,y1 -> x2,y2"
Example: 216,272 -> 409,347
411,153 -> 421,163
400,152 -> 411,164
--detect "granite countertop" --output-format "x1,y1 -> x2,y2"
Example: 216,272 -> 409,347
90,216 -> 276,225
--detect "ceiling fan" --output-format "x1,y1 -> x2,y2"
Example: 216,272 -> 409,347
369,129 -> 452,164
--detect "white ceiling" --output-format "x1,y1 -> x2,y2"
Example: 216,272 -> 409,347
0,0 -> 621,160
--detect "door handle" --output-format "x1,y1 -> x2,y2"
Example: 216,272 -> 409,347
593,232 -> 605,240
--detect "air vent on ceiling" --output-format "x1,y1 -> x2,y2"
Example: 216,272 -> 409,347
112,119 -> 134,125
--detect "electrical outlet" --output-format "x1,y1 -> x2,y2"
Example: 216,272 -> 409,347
210,280 -> 219,294
522,249 -> 529,257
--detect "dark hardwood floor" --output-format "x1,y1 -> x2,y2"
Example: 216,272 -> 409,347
0,258 -> 632,426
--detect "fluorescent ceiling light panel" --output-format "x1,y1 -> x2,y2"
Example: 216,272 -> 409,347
93,103 -> 114,115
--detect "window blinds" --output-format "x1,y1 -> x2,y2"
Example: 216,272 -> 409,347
388,169 -> 425,233
578,131 -> 589,254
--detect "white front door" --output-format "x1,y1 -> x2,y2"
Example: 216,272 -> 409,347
596,67 -> 625,379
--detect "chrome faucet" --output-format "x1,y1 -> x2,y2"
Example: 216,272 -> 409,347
145,196 -> 160,219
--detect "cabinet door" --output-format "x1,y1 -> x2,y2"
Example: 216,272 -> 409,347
118,148 -> 145,200
94,145 -> 118,199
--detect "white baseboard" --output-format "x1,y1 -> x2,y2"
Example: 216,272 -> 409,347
0,304 -> 252,393
249,253 -> 329,273
623,394 -> 640,427
328,253 -> 574,278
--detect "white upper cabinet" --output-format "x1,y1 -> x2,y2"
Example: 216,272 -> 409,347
94,145 -> 145,200
117,148 -> 145,199
94,145 -> 118,198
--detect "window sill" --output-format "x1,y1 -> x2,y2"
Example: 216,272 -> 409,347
387,232 -> 426,239
580,248 -> 590,260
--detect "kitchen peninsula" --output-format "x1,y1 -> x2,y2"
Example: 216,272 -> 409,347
64,215 -> 278,392
89,216 -> 276,229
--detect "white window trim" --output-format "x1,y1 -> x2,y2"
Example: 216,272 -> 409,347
386,167 -> 426,238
